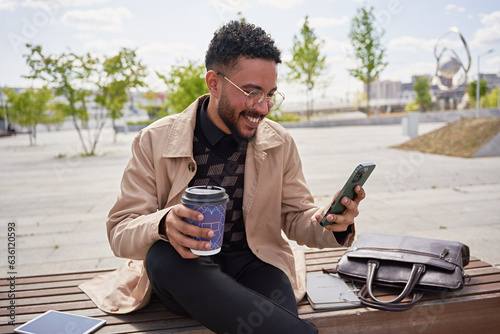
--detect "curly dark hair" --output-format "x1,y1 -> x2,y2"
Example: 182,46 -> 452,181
205,20 -> 282,73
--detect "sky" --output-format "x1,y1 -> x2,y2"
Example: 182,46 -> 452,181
1,0 -> 500,106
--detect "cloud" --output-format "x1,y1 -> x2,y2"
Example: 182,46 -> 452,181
323,37 -> 352,56
328,54 -> 353,72
139,42 -> 198,59
382,61 -> 436,82
21,0 -> 109,8
258,0 -> 303,9
473,10 -> 500,47
59,7 -> 132,32
209,0 -> 249,18
299,15 -> 350,28
74,33 -> 96,40
485,56 -> 500,68
388,36 -> 437,53
0,0 -> 16,11
136,42 -> 201,73
445,4 -> 466,15
140,42 -> 197,55
84,38 -> 134,52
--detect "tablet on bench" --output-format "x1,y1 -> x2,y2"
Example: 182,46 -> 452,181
14,310 -> 106,334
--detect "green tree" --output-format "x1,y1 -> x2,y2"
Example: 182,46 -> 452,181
157,60 -> 208,114
237,11 -> 246,23
44,102 -> 67,130
348,6 -> 388,114
95,48 -> 148,143
467,79 -> 489,109
404,102 -> 419,112
139,91 -> 169,120
3,86 -> 53,146
413,76 -> 433,111
24,44 -> 99,155
286,16 -> 327,120
483,86 -> 499,109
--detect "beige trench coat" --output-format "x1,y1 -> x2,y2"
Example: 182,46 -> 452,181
79,95 -> 355,314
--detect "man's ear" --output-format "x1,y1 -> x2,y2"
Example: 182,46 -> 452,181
206,70 -> 221,99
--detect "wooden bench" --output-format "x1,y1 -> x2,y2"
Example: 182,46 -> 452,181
2,248 -> 500,333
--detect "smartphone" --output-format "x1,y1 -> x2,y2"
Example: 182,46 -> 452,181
320,163 -> 376,227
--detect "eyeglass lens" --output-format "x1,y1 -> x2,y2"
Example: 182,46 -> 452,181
246,90 -> 284,110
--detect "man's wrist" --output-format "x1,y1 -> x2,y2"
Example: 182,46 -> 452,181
159,215 -> 167,237
333,224 -> 352,243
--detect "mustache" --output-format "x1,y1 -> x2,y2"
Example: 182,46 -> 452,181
241,110 -> 268,119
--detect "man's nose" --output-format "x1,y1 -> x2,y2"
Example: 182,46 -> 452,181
253,99 -> 270,115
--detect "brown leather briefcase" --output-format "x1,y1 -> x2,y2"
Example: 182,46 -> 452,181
336,233 -> 470,311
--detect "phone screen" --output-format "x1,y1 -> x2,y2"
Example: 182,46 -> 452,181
320,163 -> 375,227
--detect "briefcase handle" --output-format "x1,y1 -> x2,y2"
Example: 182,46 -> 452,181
358,260 -> 425,311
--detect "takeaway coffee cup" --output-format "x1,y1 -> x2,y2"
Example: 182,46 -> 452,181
181,185 -> 229,255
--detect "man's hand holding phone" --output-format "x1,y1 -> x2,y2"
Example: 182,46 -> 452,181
315,185 -> 365,232
316,163 -> 375,232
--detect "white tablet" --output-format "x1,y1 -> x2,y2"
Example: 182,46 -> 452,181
14,310 -> 106,334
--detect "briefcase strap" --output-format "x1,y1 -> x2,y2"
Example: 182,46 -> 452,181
359,285 -> 424,311
358,260 -> 426,311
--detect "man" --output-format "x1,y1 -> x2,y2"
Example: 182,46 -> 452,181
80,21 -> 364,333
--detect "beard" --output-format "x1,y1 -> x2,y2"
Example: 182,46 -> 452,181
217,94 -> 260,143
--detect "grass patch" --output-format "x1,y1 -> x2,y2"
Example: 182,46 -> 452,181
127,120 -> 156,126
267,112 -> 301,123
393,117 -> 500,158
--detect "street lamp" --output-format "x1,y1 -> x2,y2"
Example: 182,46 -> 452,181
497,62 -> 500,110
476,48 -> 494,117
0,82 -> 7,131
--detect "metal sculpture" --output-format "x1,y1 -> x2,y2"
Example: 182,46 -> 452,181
434,27 -> 471,91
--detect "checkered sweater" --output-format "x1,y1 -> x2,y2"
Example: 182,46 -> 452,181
190,135 -> 247,249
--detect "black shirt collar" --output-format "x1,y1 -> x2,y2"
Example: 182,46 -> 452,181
199,97 -> 226,146
199,97 -> 247,147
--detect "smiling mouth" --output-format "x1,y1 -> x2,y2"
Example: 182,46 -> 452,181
242,111 -> 266,124
245,115 -> 260,123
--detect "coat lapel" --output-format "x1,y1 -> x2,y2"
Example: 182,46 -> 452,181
162,99 -> 200,205
243,120 -> 285,219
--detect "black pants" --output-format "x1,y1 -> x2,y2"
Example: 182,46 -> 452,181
145,241 -> 318,334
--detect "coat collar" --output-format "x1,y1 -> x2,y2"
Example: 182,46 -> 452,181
162,98 -> 201,158
162,95 -> 285,158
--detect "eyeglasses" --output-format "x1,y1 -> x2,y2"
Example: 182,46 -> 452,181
216,72 -> 285,111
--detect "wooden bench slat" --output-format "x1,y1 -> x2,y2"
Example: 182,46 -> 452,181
0,286 -> 81,299
0,292 -> 90,309
463,260 -> 496,269
96,317 -> 207,333
303,256 -> 343,266
0,278 -> 91,293
1,300 -> 99,317
0,270 -> 113,287
98,322 -> 212,334
301,293 -> 500,334
304,248 -> 347,259
467,273 -> 500,286
465,266 -> 500,276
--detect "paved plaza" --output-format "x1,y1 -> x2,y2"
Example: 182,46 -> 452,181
1,120 -> 499,277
